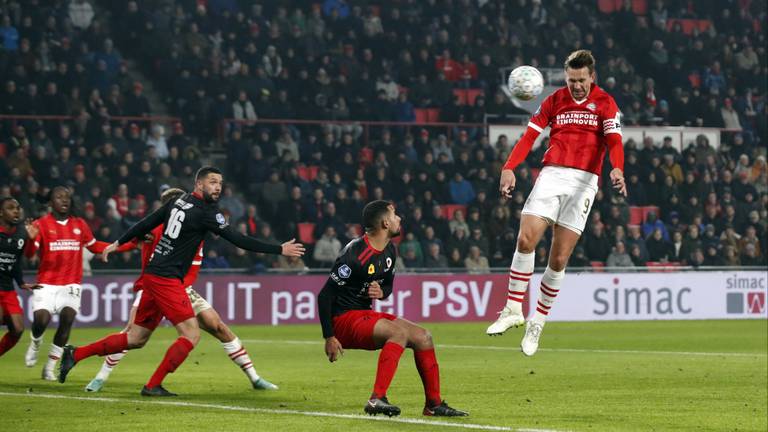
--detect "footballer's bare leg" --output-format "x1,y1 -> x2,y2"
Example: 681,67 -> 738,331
0,313 -> 24,357
197,308 -> 278,390
43,307 -> 76,380
85,305 -> 139,391
487,214 -> 550,335
522,223 -> 581,356
26,309 -> 50,367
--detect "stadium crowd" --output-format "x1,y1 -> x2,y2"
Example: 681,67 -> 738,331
0,0 -> 766,271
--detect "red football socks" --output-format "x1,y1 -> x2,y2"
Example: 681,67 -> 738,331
146,337 -> 194,388
414,348 -> 442,407
74,333 -> 128,362
371,342 -> 405,399
0,332 -> 21,356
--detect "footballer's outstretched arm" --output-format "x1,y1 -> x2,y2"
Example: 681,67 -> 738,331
317,279 -> 339,339
117,201 -> 172,245
217,226 -> 303,255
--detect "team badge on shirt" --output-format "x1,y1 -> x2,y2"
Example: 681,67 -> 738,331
338,264 -> 351,278
586,102 -> 596,111
368,264 -> 375,274
73,228 -> 81,235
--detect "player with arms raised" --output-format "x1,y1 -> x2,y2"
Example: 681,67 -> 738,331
0,197 -> 41,358
59,167 -> 304,396
486,50 -> 627,355
24,187 -> 132,380
83,189 -> 279,392
319,200 -> 467,417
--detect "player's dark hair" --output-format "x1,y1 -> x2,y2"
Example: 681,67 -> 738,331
195,166 -> 222,182
362,200 -> 392,232
160,187 -> 185,205
565,49 -> 595,74
0,196 -> 15,207
48,186 -> 70,202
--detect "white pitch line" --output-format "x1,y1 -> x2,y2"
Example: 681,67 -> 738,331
230,339 -> 767,358
0,391 -> 562,432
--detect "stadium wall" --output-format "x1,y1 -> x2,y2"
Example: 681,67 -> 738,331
14,272 -> 767,327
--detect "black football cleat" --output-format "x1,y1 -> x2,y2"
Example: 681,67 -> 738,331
423,400 -> 469,417
141,385 -> 178,397
364,397 -> 401,417
58,345 -> 77,383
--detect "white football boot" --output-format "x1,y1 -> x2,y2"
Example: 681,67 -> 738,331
520,320 -> 544,356
486,307 -> 525,335
25,338 -> 41,367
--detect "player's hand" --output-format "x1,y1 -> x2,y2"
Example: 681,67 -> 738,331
610,168 -> 627,197
499,169 -> 516,199
144,233 -> 155,243
325,336 -> 344,362
281,238 -> 306,257
368,281 -> 384,299
25,219 -> 39,239
21,283 -> 42,291
101,241 -> 119,262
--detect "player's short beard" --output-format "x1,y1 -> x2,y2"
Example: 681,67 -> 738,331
389,228 -> 401,238
202,191 -> 219,203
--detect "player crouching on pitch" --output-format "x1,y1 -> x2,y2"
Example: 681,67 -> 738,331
318,200 -> 467,417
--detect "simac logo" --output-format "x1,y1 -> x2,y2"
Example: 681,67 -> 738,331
747,292 -> 765,314
726,292 -> 766,314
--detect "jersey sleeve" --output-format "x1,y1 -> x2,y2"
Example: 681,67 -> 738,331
601,97 -> 622,136
80,220 -> 96,247
527,93 -> 554,132
318,247 -> 360,339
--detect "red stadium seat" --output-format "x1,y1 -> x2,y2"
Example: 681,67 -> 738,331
465,89 -> 483,106
641,206 -> 660,221
688,73 -> 701,88
426,108 -> 441,122
590,261 -> 606,272
297,223 -> 316,245
297,165 -> 320,182
452,89 -> 468,105
629,206 -> 644,225
440,204 -> 467,220
597,0 -> 620,14
415,108 -> 429,124
646,262 -> 681,272
0,142 -> 6,158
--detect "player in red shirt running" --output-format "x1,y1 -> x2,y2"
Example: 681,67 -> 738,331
486,50 -> 627,355
84,188 -> 278,392
23,187 -> 132,380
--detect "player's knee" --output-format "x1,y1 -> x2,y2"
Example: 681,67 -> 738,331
412,328 -> 433,349
516,232 -> 536,253
11,328 -> 24,338
389,325 -> 409,344
549,254 -> 569,271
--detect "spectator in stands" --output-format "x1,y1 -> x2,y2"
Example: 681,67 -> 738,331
146,124 -> 169,159
585,222 -> 612,262
312,226 -> 342,267
642,211 -> 669,241
449,173 -> 476,205
203,249 -> 230,269
464,245 -> 489,272
607,241 -> 634,268
646,228 -> 672,262
424,243 -> 448,269
124,81 -> 151,117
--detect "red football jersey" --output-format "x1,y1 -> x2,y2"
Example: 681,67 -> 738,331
134,225 -> 203,291
528,84 -> 622,175
31,214 -> 96,285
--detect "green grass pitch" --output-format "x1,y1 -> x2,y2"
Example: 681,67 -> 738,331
1,320 -> 766,432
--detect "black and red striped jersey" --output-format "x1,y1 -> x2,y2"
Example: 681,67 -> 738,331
318,235 -> 397,338
0,224 -> 28,291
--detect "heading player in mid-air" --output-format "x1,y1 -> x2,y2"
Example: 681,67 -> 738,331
318,200 -> 467,417
59,167 -> 304,396
0,197 -> 41,358
24,187 -> 133,380
486,50 -> 627,355
84,188 -> 278,392
84,188 -> 280,391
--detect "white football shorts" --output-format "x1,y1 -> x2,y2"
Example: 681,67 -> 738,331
32,284 -> 83,314
521,165 -> 598,235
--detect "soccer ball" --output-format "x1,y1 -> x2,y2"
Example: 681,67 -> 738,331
507,66 -> 544,101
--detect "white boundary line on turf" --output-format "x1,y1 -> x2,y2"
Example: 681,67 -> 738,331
0,392 -> 562,432
226,339 -> 767,358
